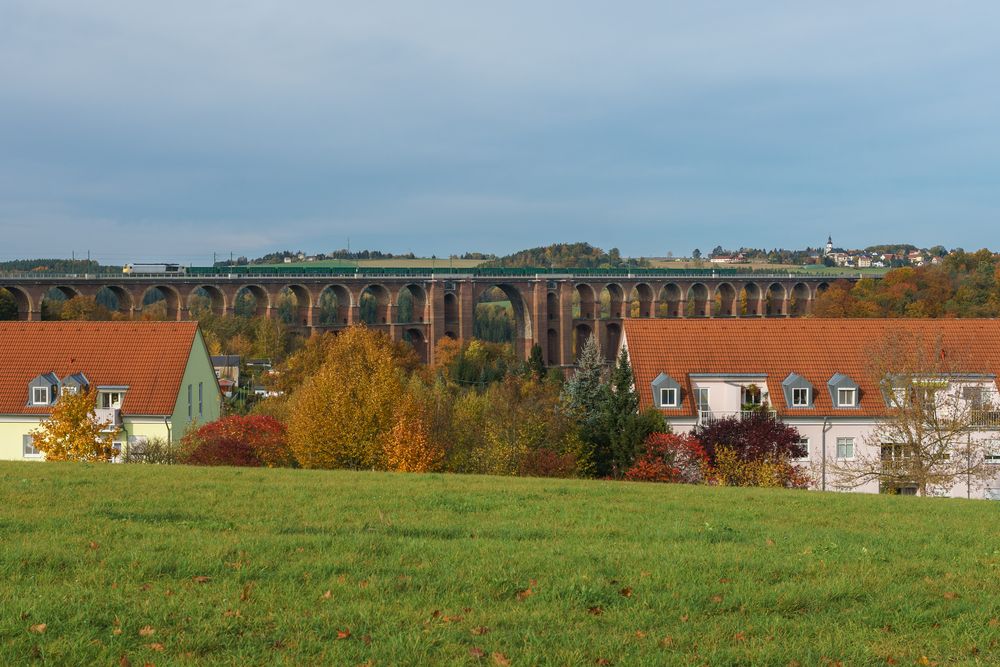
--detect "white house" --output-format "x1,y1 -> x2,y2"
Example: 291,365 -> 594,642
621,318 -> 1000,499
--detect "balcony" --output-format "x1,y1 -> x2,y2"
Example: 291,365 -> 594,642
697,409 -> 777,426
970,410 -> 1000,429
94,407 -> 122,430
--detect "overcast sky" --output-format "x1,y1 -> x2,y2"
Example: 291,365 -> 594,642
2,1 -> 999,263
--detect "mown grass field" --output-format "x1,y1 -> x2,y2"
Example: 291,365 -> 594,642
2,463 -> 998,666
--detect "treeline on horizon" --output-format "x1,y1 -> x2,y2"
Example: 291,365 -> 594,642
813,248 -> 1000,317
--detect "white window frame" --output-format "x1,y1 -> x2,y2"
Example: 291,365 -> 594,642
23,434 -> 41,458
659,387 -> 678,407
836,436 -> 855,460
198,382 -> 204,418
61,385 -> 78,396
794,437 -> 810,461
792,387 -> 811,407
187,384 -> 193,421
742,385 -> 763,406
695,387 -> 711,412
100,391 -> 124,409
837,388 -> 857,407
31,386 -> 50,405
986,441 -> 1000,465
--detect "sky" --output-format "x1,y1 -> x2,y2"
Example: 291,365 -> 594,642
2,1 -> 1000,264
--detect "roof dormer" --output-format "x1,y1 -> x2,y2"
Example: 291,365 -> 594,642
60,372 -> 89,396
782,373 -> 815,409
828,373 -> 860,408
651,372 -> 682,409
27,372 -> 60,406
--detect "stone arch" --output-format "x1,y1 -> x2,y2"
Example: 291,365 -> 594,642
187,285 -> 225,317
739,282 -> 764,316
714,282 -> 737,317
816,282 -> 831,297
546,291 -> 559,321
0,286 -> 32,320
686,283 -> 710,318
790,282 -> 812,316
574,283 -> 597,319
276,284 -> 311,325
657,284 -> 682,318
547,327 -> 559,365
604,322 -> 622,362
766,283 -> 787,316
359,284 -> 391,324
140,284 -> 182,320
475,283 -> 532,358
574,322 -> 593,361
600,283 -> 625,319
317,284 -> 352,325
403,327 -> 428,363
396,283 -> 428,324
444,292 -> 459,326
96,285 -> 134,314
629,283 -> 654,318
234,284 -> 270,318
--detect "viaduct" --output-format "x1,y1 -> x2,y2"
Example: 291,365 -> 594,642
0,271 -> 854,366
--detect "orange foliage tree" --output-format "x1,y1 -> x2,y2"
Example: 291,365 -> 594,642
382,390 -> 444,473
28,388 -> 119,462
287,326 -> 406,469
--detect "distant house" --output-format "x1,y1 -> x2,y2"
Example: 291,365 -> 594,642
621,318 -> 1000,499
856,255 -> 873,268
709,253 -> 744,264
0,322 -> 221,461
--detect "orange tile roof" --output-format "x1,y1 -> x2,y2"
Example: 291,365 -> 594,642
0,321 -> 200,416
623,318 -> 1000,417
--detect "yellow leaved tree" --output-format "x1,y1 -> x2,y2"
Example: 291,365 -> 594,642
382,388 -> 444,473
29,388 -> 119,462
287,326 -> 405,469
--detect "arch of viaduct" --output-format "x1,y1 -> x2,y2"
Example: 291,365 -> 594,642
0,274 -> 851,366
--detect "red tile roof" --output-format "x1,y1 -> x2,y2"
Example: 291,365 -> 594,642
623,318 -> 1000,417
0,321 -> 200,416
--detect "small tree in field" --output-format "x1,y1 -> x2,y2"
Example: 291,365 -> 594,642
182,414 -> 292,467
29,389 -> 118,462
382,391 -> 444,473
832,331 -> 997,496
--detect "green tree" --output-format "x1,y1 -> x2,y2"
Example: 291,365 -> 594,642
526,344 -> 545,381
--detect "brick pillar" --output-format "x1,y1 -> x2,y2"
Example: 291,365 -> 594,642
559,281 -> 574,366
427,280 -> 446,364
531,280 -> 546,363
458,280 -> 475,342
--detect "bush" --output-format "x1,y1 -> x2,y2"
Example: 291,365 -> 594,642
625,433 -> 708,483
181,415 -> 293,467
519,448 -> 579,478
707,447 -> 810,489
123,437 -> 178,464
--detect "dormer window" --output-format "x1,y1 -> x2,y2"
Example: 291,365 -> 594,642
660,387 -> 678,407
838,388 -> 857,407
792,387 -> 811,407
742,385 -> 763,406
61,385 -> 78,396
100,391 -> 124,409
32,386 -> 50,405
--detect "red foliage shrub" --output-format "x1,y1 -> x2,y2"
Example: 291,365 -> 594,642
519,448 -> 579,478
181,415 -> 294,468
625,433 -> 708,483
692,415 -> 805,463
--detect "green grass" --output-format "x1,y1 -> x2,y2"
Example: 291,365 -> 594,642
2,463 -> 998,665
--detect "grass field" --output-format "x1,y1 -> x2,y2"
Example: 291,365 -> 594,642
2,463 -> 998,665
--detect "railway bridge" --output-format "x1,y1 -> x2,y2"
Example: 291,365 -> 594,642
0,269 -> 856,366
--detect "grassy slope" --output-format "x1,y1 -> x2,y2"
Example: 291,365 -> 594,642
1,463 -> 998,666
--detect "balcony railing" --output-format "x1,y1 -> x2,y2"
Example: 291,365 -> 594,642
697,409 -> 777,426
971,410 -> 1000,429
94,407 -> 122,430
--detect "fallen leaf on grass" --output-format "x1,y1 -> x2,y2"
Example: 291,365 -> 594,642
119,655 -> 131,667
492,652 -> 511,666
139,626 -> 155,637
223,609 -> 241,618
659,636 -> 673,648
240,583 -> 254,602
710,595 -> 724,604
139,583 -> 152,591
634,630 -> 647,639
679,614 -> 689,623
113,628 -> 123,636
885,657 -> 898,665
441,615 -> 464,623
989,618 -> 999,628
88,541 -> 100,550
595,659 -> 612,666
29,623 -> 46,634
471,626 -> 490,636
469,647 -> 486,659
619,587 -> 632,598
192,576 -> 211,584
336,629 -> 351,640
147,643 -> 165,652
733,632 -> 746,642
766,538 -> 775,546
322,590 -> 333,600
362,634 -> 371,646
359,580 -> 369,589
943,591 -> 960,600
587,606 -> 603,616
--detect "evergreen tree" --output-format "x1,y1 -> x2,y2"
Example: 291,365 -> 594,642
599,347 -> 665,477
563,335 -> 606,426
526,344 -> 546,381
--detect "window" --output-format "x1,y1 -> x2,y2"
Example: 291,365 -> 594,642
695,388 -> 711,412
61,385 -> 78,396
23,434 -> 41,458
794,437 -> 810,461
198,382 -> 204,418
836,437 -> 855,459
742,385 -> 763,406
837,388 -> 857,407
792,387 -> 811,407
659,387 -> 678,407
986,441 -> 1000,465
31,386 -> 49,405
187,384 -> 193,420
100,392 -> 123,409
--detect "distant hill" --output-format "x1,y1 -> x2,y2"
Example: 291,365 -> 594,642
0,259 -> 107,273
483,243 -> 649,269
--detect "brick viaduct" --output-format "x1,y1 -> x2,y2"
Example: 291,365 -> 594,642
0,272 -> 851,366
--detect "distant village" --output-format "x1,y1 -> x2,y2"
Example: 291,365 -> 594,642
698,236 -> 950,268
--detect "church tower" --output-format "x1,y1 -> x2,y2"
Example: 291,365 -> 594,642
825,236 -> 833,256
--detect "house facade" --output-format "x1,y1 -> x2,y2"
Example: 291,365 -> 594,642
0,321 -> 221,460
621,318 -> 1000,499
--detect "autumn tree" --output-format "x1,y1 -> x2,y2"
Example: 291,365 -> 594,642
181,415 -> 293,467
287,326 -> 405,469
382,385 -> 444,473
28,388 -> 119,462
832,331 -> 997,496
